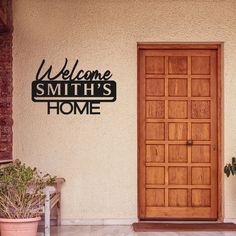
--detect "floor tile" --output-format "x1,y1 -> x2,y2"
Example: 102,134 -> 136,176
90,225 -> 134,236
42,226 -> 236,236
51,226 -> 91,236
179,232 -> 225,236
223,233 -> 236,236
135,232 -> 179,236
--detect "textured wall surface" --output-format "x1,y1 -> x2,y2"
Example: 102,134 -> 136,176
0,33 -> 12,161
13,0 -> 236,220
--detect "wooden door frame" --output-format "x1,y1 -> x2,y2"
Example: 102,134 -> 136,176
137,42 -> 224,221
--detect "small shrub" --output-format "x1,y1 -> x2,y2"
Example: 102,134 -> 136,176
0,159 -> 55,219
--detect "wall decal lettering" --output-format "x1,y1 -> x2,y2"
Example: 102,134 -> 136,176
32,58 -> 117,115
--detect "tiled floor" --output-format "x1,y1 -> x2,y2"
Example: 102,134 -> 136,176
37,226 -> 236,236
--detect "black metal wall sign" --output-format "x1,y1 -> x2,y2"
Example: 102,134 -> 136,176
32,58 -> 117,115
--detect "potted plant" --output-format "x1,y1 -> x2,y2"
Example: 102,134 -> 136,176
224,157 -> 236,177
0,159 -> 55,236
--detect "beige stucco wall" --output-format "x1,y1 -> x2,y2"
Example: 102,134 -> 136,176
12,0 -> 236,220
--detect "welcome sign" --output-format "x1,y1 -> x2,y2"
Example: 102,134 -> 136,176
32,58 -> 117,115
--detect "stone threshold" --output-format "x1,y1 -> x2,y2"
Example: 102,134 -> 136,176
133,222 -> 236,232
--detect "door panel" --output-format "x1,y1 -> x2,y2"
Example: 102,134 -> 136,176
138,46 -> 219,219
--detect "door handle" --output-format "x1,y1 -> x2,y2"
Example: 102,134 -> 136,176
186,140 -> 193,146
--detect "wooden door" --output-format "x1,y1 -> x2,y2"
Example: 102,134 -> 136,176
138,44 -> 221,219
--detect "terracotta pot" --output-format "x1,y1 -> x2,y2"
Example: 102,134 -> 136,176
0,217 -> 41,236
